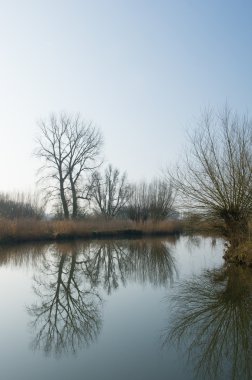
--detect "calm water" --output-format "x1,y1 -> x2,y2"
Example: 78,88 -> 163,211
0,236 -> 251,380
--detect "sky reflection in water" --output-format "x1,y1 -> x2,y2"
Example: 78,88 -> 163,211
0,236 -> 250,380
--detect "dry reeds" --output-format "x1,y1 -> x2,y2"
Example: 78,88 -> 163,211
0,218 -> 182,244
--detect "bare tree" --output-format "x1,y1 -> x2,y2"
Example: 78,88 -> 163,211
127,179 -> 175,222
169,107 -> 252,235
127,182 -> 150,222
35,113 -> 103,219
148,179 -> 174,220
90,164 -> 132,218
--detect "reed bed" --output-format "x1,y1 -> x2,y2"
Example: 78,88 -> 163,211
0,218 -> 182,244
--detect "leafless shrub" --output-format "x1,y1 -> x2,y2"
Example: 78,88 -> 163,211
168,106 -> 252,235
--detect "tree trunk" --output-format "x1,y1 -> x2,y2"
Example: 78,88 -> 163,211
224,216 -> 249,239
70,175 -> 78,219
59,177 -> 69,219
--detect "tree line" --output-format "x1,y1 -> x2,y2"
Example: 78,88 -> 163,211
34,112 -> 176,221
0,113 -> 175,221
1,105 -> 252,237
0,192 -> 44,219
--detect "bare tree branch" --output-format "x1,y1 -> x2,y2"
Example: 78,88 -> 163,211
168,106 -> 252,235
35,113 -> 103,218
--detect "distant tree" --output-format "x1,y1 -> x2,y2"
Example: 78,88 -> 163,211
168,107 -> 252,235
127,179 -> 175,222
148,179 -> 174,220
90,164 -> 132,218
35,113 -> 103,219
127,182 -> 149,222
0,192 -> 44,219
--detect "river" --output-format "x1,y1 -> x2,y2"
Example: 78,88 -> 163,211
0,236 -> 251,380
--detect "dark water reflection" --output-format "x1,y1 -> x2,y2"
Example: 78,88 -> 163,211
162,265 -> 252,380
0,236 -> 250,380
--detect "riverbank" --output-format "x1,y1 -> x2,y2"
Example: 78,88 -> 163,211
223,240 -> 252,267
1,217 -> 251,267
0,218 -> 182,244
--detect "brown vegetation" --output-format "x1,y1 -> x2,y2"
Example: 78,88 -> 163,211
181,213 -> 225,236
0,218 -> 182,244
223,240 -> 252,267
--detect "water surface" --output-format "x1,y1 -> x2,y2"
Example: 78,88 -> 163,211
0,236 -> 251,380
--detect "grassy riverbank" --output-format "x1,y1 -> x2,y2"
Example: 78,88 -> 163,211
0,218 -> 182,244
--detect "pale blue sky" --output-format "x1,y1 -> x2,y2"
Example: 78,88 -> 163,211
0,0 -> 251,192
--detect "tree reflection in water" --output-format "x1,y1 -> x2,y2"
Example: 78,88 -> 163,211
85,241 -> 131,294
85,238 -> 177,294
162,265 -> 252,380
127,238 -> 177,286
28,238 -> 177,356
0,242 -> 46,268
27,242 -> 102,356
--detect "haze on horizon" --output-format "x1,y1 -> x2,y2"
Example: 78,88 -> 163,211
0,0 -> 251,193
